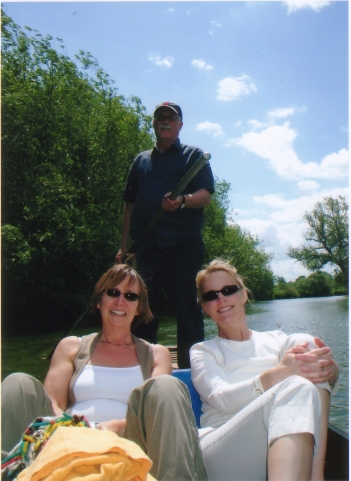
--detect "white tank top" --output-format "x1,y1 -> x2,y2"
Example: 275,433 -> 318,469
71,364 -> 144,423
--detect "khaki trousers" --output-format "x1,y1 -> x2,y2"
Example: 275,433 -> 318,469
126,375 -> 207,480
1,372 -> 55,451
1,373 -> 207,481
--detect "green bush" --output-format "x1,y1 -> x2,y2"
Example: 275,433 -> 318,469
294,272 -> 334,298
274,285 -> 300,299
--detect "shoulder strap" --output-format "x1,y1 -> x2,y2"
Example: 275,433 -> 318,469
67,332 -> 100,410
133,335 -> 154,380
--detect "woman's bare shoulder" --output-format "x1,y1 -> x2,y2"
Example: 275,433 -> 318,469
152,343 -> 171,357
53,336 -> 81,360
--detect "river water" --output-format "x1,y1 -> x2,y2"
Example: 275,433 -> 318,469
2,295 -> 349,433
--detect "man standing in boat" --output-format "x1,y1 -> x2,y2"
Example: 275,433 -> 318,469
116,102 -> 215,368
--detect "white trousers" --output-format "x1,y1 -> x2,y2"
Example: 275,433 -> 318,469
200,333 -> 329,481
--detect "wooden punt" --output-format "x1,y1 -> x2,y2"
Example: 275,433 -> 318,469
168,346 -> 349,481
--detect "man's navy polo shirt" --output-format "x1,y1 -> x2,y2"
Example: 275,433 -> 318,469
122,139 -> 215,249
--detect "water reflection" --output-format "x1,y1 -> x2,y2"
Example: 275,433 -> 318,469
205,296 -> 349,433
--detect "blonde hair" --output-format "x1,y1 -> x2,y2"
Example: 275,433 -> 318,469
91,264 -> 152,329
196,258 -> 249,302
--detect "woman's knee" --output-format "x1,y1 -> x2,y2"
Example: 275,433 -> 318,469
281,374 -> 315,389
279,375 -> 321,407
129,375 -> 192,414
2,372 -> 38,396
287,332 -> 316,349
137,375 -> 187,399
2,372 -> 53,415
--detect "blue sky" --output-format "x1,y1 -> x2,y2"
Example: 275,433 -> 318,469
3,0 -> 349,281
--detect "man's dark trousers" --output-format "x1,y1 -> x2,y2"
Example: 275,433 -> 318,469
132,235 -> 205,368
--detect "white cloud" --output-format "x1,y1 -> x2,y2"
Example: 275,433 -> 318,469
319,149 -> 349,178
236,218 -> 285,249
209,19 -> 222,36
247,119 -> 269,131
297,180 -> 320,192
168,8 -> 175,13
272,259 -> 313,282
233,208 -> 250,217
196,121 -> 224,138
232,122 -> 349,180
234,185 -> 349,280
268,107 -> 295,119
148,54 -> 175,68
283,0 -> 331,14
235,216 -> 306,265
253,187 -> 349,224
191,59 -> 214,71
217,75 -> 257,101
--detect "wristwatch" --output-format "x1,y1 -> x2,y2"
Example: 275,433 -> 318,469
180,195 -> 186,209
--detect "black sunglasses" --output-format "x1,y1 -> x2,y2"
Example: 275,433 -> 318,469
103,288 -> 139,302
202,285 -> 241,302
154,114 -> 179,122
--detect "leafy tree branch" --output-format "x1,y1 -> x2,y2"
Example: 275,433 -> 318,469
287,196 -> 348,286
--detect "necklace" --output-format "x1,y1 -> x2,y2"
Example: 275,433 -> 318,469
99,338 -> 134,346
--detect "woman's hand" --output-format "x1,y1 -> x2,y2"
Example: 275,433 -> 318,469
261,339 -> 338,392
278,342 -> 316,375
260,344 -> 309,390
115,248 -> 128,264
97,419 -> 126,436
294,337 -> 339,386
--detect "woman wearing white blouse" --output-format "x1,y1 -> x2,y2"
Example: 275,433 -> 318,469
190,259 -> 339,481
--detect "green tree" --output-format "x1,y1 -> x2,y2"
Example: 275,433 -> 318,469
333,269 -> 348,294
202,178 -> 230,262
274,284 -> 300,300
2,12 -> 154,334
287,196 -> 349,287
275,276 -> 286,285
273,276 -> 300,300
294,272 -> 335,298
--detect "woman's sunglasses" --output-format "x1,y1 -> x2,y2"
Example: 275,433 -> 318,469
202,285 -> 241,302
103,288 -> 139,302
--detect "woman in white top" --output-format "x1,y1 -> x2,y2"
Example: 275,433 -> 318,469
190,259 -> 339,481
2,264 -> 207,481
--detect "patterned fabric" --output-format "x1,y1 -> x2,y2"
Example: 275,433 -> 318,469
1,413 -> 90,480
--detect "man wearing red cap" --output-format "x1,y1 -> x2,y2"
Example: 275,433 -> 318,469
116,102 -> 214,368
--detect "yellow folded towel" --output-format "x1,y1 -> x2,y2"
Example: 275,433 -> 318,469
16,426 -> 156,481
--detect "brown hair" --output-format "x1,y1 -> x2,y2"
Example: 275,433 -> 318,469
91,264 -> 152,330
196,258 -> 250,302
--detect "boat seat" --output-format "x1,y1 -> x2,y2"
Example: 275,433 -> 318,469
172,369 -> 202,428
